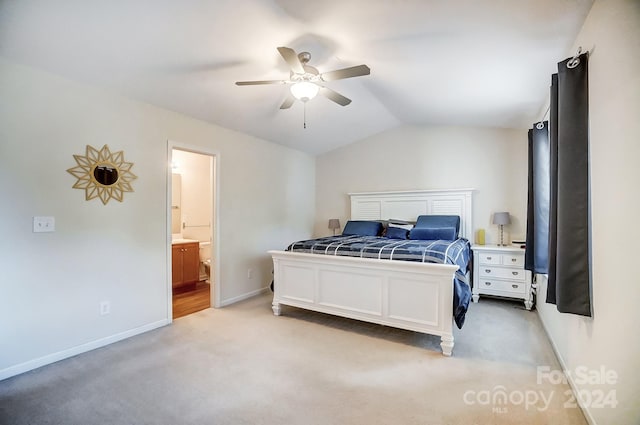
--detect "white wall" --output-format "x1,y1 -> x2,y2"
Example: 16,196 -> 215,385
0,58 -> 315,378
315,125 -> 528,242
535,1 -> 640,424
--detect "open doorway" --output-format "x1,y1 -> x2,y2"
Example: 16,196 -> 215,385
167,142 -> 219,320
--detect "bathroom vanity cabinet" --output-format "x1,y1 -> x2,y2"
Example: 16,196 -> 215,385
172,241 -> 200,289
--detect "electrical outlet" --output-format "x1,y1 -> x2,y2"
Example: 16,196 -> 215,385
100,301 -> 110,316
247,268 -> 253,279
33,216 -> 55,233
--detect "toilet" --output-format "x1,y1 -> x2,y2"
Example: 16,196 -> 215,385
203,259 -> 211,281
199,242 -> 212,282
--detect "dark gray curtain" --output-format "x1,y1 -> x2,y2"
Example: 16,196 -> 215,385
525,122 -> 550,274
546,53 -> 592,317
547,74 -> 559,306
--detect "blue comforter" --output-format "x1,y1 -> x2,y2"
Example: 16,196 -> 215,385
286,235 -> 472,329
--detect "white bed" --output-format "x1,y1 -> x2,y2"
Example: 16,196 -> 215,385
269,189 -> 474,356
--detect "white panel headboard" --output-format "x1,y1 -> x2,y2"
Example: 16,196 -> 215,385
349,189 -> 474,240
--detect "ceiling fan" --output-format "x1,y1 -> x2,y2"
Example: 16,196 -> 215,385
235,46 -> 370,109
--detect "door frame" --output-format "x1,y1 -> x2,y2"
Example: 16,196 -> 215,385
166,140 -> 221,320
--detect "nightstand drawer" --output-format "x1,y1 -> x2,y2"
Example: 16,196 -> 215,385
478,252 -> 501,265
477,278 -> 526,295
502,254 -> 524,267
478,267 -> 526,281
478,252 -> 524,267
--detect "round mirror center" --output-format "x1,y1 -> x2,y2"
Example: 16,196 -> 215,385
93,164 -> 119,186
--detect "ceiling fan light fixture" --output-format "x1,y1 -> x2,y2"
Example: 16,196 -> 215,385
290,81 -> 319,102
236,47 -> 369,109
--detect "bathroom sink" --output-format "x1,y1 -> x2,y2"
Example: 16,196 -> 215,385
172,238 -> 199,244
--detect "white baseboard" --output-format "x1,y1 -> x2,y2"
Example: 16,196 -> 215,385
218,286 -> 269,307
0,319 -> 170,381
3,287 -> 268,381
534,274 -> 596,425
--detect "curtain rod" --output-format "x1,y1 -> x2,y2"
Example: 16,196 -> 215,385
567,46 -> 583,69
536,105 -> 550,129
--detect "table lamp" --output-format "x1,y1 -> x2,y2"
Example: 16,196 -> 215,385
328,219 -> 341,236
492,212 -> 511,246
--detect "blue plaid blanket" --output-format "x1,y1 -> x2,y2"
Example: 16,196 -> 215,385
286,235 -> 471,328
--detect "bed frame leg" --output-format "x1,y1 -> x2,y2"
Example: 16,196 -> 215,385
272,301 -> 281,316
440,334 -> 454,356
524,299 -> 533,311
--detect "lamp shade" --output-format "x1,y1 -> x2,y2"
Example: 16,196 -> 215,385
290,82 -> 319,102
492,212 -> 511,225
328,219 -> 341,230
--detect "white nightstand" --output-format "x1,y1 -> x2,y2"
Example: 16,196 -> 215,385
472,244 -> 533,310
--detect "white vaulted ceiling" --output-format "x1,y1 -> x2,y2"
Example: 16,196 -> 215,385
0,0 -> 594,154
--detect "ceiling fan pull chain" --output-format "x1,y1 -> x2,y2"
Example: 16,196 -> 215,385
303,102 -> 307,129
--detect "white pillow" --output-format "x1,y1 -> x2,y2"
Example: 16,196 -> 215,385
388,221 -> 414,231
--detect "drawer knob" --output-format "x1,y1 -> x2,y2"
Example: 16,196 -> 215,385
511,258 -> 517,262
512,271 -> 518,276
485,269 -> 491,273
512,284 -> 519,289
487,256 -> 492,260
484,282 -> 492,286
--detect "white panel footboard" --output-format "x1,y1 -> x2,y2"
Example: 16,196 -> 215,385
269,250 -> 459,356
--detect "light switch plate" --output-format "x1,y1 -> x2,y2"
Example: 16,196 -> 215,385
33,216 -> 55,232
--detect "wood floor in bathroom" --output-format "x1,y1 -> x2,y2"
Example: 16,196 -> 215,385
172,281 -> 211,319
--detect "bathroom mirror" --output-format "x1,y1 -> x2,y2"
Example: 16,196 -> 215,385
67,144 -> 137,205
171,173 -> 182,234
171,173 -> 182,209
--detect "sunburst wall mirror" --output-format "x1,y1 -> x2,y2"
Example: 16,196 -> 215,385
67,144 -> 137,205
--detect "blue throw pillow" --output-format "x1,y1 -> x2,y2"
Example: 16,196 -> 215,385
342,220 -> 383,236
385,226 -> 409,239
415,215 -> 460,236
409,227 -> 457,241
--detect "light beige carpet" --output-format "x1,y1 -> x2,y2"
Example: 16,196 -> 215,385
0,292 -> 587,425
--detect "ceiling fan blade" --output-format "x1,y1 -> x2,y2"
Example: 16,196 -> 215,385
235,80 -> 288,86
320,87 -> 352,106
320,64 -> 370,81
277,46 -> 305,74
280,95 -> 296,109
